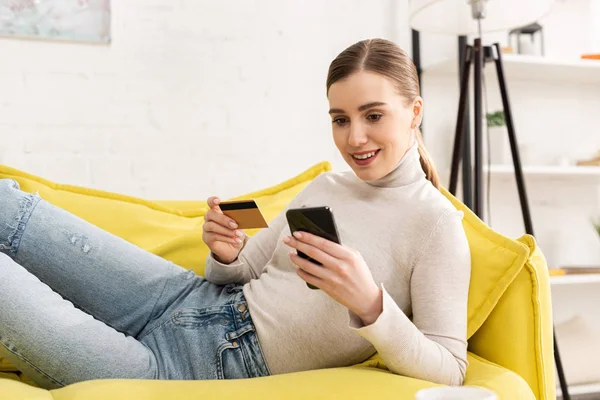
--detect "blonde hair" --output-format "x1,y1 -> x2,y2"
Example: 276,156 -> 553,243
326,38 -> 441,189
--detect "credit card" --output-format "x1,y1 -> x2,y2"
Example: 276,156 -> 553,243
218,199 -> 269,229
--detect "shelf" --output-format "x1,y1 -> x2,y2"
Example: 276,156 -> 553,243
483,165 -> 600,182
551,273 -> 600,286
423,54 -> 600,84
558,382 -> 600,397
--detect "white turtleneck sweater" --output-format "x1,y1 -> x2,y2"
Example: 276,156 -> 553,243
205,143 -> 471,386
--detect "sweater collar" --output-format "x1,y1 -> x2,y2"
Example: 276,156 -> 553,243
363,141 -> 425,188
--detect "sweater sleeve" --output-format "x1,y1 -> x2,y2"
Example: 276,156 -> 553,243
204,207 -> 289,285
347,210 -> 470,386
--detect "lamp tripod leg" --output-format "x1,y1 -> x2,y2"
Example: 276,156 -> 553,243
472,38 -> 484,217
449,44 -> 473,197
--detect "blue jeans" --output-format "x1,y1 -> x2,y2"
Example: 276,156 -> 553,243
0,179 -> 270,389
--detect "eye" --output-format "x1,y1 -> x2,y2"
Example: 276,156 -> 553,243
367,113 -> 382,122
332,117 -> 348,126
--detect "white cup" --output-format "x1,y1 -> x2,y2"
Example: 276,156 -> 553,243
415,387 -> 498,400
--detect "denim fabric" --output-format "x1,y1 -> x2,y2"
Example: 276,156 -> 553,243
0,179 -> 270,389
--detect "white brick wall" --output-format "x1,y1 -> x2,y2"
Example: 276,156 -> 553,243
0,0 -> 410,200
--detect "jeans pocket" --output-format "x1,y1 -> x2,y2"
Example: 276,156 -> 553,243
167,305 -> 255,380
171,306 -> 231,329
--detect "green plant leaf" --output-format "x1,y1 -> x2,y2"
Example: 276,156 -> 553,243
592,216 -> 600,238
486,110 -> 506,127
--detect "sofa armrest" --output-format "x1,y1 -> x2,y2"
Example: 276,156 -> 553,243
468,236 -> 556,400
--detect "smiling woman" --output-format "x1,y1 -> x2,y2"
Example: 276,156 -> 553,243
205,39 -> 471,385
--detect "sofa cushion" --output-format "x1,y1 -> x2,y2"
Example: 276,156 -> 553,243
0,163 -> 529,374
0,352 -> 535,400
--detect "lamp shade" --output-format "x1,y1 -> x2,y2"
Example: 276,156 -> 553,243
408,0 -> 554,35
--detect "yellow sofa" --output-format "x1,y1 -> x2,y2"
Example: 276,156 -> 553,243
0,162 -> 555,400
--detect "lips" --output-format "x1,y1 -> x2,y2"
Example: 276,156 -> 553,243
351,149 -> 381,166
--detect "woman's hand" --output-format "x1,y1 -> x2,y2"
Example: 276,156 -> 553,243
283,231 -> 383,325
202,196 -> 246,264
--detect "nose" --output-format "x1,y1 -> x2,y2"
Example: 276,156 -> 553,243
348,123 -> 368,147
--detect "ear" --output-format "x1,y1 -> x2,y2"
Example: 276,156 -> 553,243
412,96 -> 424,128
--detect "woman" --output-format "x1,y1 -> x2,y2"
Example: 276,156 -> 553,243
0,38 -> 470,390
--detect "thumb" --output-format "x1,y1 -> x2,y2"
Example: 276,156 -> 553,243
207,196 -> 223,213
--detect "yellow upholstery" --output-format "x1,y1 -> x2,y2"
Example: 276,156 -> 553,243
0,163 -> 556,399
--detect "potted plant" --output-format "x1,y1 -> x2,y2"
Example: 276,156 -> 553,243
486,110 -> 510,166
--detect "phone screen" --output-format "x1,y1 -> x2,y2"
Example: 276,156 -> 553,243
286,207 -> 341,265
286,207 -> 341,290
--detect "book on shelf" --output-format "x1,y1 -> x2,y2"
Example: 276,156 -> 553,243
550,266 -> 600,276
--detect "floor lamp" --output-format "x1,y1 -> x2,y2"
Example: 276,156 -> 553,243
407,1 -> 571,399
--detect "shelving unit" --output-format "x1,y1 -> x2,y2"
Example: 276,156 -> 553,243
483,165 -> 600,182
551,273 -> 600,286
423,54 -> 600,84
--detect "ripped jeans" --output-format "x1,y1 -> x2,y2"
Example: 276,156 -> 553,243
0,179 -> 270,389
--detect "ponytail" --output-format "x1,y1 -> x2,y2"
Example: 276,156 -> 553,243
415,128 -> 441,189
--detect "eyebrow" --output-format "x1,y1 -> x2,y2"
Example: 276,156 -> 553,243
328,101 -> 388,115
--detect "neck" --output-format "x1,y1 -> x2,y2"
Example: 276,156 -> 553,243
363,141 -> 425,188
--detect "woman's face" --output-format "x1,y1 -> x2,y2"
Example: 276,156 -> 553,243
327,70 -> 423,181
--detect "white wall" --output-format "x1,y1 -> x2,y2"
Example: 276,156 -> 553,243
0,0 -> 412,200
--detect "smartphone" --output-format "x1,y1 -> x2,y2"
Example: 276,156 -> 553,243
285,206 -> 342,290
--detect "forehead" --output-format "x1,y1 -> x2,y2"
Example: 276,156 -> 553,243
328,71 -> 398,107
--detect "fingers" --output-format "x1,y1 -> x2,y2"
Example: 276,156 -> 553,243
207,196 -> 221,210
205,208 -> 239,229
204,221 -> 244,239
295,263 -> 324,289
206,196 -> 239,229
289,252 -> 327,284
291,231 -> 348,259
283,235 -> 336,266
206,232 -> 243,245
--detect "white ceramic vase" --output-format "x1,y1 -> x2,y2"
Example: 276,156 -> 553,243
487,125 -> 510,166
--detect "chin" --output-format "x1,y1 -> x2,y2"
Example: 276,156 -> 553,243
347,163 -> 386,181
355,169 -> 384,181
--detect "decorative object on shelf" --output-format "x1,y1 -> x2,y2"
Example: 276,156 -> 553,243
551,266 -> 600,276
486,110 -> 510,165
581,53 -> 600,60
0,0 -> 111,43
486,110 -> 505,126
577,150 -> 600,166
508,22 -> 545,56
